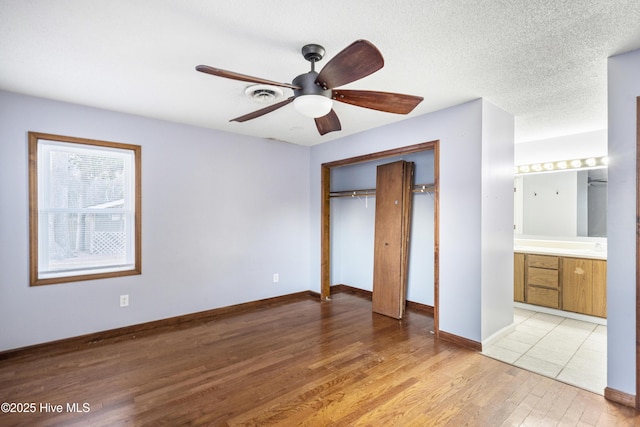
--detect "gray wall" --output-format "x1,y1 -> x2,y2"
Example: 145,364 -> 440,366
0,91 -> 311,351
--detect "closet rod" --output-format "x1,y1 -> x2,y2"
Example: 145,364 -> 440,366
329,183 -> 435,198
329,189 -> 376,199
412,184 -> 436,193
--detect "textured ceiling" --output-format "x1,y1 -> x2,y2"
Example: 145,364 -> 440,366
1,1 -> 639,146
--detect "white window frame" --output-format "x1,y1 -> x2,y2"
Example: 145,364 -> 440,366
29,132 -> 141,286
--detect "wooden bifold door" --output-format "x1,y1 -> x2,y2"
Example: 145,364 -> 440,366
372,160 -> 414,319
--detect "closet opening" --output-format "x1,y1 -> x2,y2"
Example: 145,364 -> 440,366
320,140 -> 440,334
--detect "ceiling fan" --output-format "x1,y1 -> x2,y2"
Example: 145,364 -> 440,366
195,40 -> 424,135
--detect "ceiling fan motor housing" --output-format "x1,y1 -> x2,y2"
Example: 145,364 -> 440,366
301,44 -> 325,63
292,71 -> 332,99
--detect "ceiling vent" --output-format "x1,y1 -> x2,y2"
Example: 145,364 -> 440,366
245,84 -> 283,103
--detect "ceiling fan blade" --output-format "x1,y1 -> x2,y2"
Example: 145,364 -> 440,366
316,40 -> 384,90
196,65 -> 301,90
332,90 -> 423,114
230,97 -> 294,122
314,109 -> 342,135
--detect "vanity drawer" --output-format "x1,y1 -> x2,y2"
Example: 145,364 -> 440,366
527,286 -> 560,309
527,254 -> 558,270
527,267 -> 559,289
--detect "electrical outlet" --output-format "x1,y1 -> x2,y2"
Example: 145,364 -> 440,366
120,294 -> 129,307
273,273 -> 279,283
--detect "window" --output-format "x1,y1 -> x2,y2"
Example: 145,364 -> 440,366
29,132 -> 141,286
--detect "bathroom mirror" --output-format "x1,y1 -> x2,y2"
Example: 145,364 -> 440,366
514,168 -> 607,238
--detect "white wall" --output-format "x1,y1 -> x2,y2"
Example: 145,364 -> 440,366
607,48 -> 640,396
522,171 -> 579,236
407,193 -> 436,305
515,129 -> 607,165
330,197 -> 375,289
0,91 -> 311,351
310,99 -> 514,343
480,100 -> 516,341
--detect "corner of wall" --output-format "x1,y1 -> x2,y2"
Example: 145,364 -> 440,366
606,47 -> 640,397
480,100 -> 516,341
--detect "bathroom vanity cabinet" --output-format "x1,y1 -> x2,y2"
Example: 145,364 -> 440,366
514,252 -> 607,318
562,257 -> 607,318
514,253 -> 525,303
526,254 -> 560,309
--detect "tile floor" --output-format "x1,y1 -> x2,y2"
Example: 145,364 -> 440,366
483,307 -> 607,394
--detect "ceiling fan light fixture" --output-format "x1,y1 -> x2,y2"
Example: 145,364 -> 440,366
197,40 -> 422,134
293,95 -> 333,118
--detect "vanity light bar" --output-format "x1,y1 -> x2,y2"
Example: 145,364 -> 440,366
514,156 -> 609,175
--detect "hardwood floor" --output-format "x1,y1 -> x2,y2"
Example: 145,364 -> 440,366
0,292 -> 637,426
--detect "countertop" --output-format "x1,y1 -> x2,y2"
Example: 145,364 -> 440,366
514,239 -> 607,260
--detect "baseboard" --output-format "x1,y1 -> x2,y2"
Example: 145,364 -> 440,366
330,284 -> 372,298
514,302 -> 607,326
406,300 -> 435,316
437,330 -> 483,352
0,290 -> 318,361
482,323 -> 517,349
604,387 -> 637,408
330,284 -> 435,315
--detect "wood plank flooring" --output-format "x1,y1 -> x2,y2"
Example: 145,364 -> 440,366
0,292 -> 638,426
